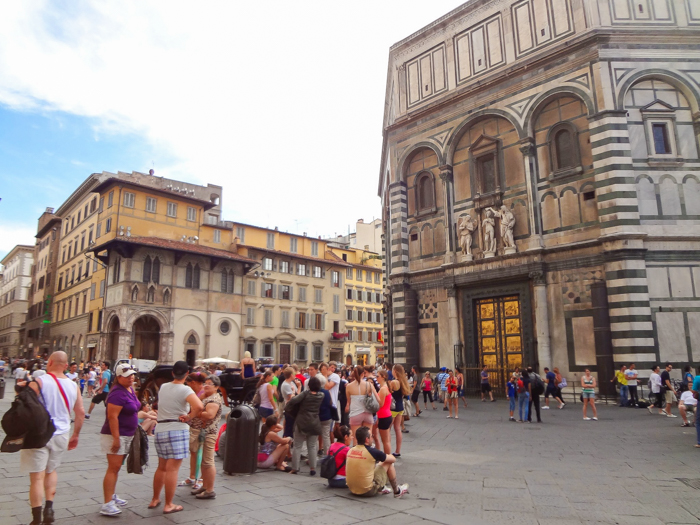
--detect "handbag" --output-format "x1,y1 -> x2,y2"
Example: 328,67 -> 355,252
390,395 -> 396,412
127,425 -> 149,474
558,378 -> 567,389
363,381 -> 379,414
252,388 -> 261,407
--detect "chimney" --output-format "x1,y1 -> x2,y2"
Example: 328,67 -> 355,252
303,232 -> 307,237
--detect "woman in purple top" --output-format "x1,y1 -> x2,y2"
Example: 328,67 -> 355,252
99,363 -> 141,517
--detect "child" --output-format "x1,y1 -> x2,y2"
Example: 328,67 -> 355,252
507,374 -> 517,422
138,402 -> 158,435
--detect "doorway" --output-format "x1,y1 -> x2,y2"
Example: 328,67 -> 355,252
279,344 -> 291,364
132,316 -> 161,360
475,295 -> 523,394
186,349 -> 196,367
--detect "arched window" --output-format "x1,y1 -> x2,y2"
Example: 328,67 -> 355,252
221,269 -> 234,294
548,122 -> 581,176
185,263 -> 200,289
187,334 -> 197,344
152,257 -> 160,284
143,256 -> 152,283
415,172 -> 436,216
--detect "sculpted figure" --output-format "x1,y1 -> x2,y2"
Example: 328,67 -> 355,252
482,209 -> 496,253
491,205 -> 516,249
457,215 -> 476,256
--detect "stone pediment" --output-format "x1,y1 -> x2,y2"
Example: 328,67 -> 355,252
640,100 -> 675,113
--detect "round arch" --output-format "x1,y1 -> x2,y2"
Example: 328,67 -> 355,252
125,308 -> 169,333
616,69 -> 700,113
444,109 -> 523,165
131,315 -> 161,361
397,142 -> 446,183
523,87 -> 596,138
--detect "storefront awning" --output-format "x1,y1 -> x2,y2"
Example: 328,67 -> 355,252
356,348 -> 370,355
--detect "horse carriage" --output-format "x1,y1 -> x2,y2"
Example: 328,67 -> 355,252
137,365 -> 259,407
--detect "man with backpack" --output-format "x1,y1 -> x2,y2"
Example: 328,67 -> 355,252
20,351 -> 84,525
527,367 -> 544,423
85,362 -> 112,420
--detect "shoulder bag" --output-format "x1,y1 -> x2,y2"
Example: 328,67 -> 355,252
363,381 -> 379,414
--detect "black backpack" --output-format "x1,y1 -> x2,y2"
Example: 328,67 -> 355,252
1,382 -> 56,453
532,374 -> 545,395
320,445 -> 347,480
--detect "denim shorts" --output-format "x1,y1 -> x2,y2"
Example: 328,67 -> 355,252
258,406 -> 274,418
509,398 -> 516,411
582,392 -> 595,399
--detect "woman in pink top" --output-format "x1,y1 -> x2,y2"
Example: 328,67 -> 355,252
376,370 -> 393,454
421,372 -> 437,410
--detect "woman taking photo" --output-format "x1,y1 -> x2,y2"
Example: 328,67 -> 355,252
257,416 -> 292,472
182,375 -> 223,499
286,376 -> 324,475
581,369 -> 598,421
445,369 -> 459,419
345,366 -> 377,446
376,370 -> 393,454
99,364 -> 142,516
390,365 -> 411,456
256,370 -> 278,423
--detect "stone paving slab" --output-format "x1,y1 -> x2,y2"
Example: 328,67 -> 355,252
0,392 -> 699,524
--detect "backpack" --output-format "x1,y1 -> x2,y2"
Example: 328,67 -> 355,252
532,374 -> 545,395
104,369 -> 115,389
320,445 -> 347,479
1,382 -> 56,453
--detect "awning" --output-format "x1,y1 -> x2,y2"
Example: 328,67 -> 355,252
87,343 -> 97,348
356,348 -> 370,355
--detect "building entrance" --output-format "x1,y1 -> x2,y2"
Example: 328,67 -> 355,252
475,295 -> 523,395
279,344 -> 291,364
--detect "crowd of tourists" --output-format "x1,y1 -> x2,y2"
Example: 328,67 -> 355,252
7,351 -> 700,525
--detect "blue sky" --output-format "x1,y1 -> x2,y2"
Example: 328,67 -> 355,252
0,1 -> 464,261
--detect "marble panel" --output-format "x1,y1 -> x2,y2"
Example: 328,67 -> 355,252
656,311 -> 688,362
572,316 -> 596,366
669,267 -> 693,298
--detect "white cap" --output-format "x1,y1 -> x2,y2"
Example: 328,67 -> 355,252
115,363 -> 137,378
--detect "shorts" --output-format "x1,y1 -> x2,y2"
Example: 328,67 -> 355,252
582,392 -> 595,399
349,412 -> 374,427
681,403 -> 696,413
92,391 -> 109,405
377,416 -> 393,430
481,383 -> 491,393
154,429 -> 190,460
390,410 -> 403,419
189,429 -> 217,468
100,434 -> 134,456
665,390 -> 677,404
447,391 -> 458,399
257,453 -> 277,469
411,390 -> 420,403
355,465 -> 389,497
20,433 -> 70,474
509,398 -> 516,411
458,388 -> 465,397
258,406 -> 274,418
544,388 -> 557,399
87,380 -> 95,386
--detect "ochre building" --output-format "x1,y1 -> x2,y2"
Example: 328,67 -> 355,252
379,0 -> 700,390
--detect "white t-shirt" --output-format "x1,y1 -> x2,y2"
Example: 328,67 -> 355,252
327,372 -> 341,408
66,372 -> 79,383
155,382 -> 194,433
304,373 -> 327,391
88,370 -> 96,381
624,369 -> 638,386
680,390 -> 697,406
14,367 -> 25,379
650,372 -> 662,394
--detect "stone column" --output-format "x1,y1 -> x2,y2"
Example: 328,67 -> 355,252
439,165 -> 455,264
446,286 -> 461,365
519,138 -> 543,246
118,329 -> 131,360
530,271 -> 551,368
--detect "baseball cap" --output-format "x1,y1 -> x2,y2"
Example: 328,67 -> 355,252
440,367 -> 446,371
116,363 -> 137,377
173,360 -> 189,377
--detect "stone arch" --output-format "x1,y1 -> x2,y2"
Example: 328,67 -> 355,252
433,220 -> 446,254
658,174 -> 682,215
635,174 -> 658,216
445,109 -> 523,165
682,174 -> 700,215
540,190 -> 560,231
131,315 -> 162,361
184,329 -> 200,345
559,187 -> 581,227
397,142 -> 445,183
616,69 -> 700,113
125,308 -> 169,333
524,87 -> 596,138
130,284 -> 139,302
420,223 -> 434,257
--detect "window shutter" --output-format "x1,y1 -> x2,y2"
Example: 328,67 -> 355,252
353,310 -> 357,321
305,313 -> 310,329
380,312 -> 384,324
289,286 -> 293,301
322,313 -> 326,331
261,283 -> 266,298
295,312 -> 299,328
290,263 -> 294,274
273,260 -> 277,271
272,284 -> 277,299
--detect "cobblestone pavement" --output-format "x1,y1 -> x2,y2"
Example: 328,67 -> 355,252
1,391 -> 699,525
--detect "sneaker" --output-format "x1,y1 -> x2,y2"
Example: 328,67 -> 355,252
509,417 -> 515,422
591,417 -> 598,421
100,501 -> 122,516
583,417 -> 591,421
681,422 -> 691,427
394,483 -> 409,498
455,416 -> 459,419
667,414 -> 678,418
446,416 -> 452,419
112,494 -> 128,507
84,414 -> 91,420
380,485 -> 392,495
317,449 -> 325,457
647,406 -> 653,414
559,404 -> 565,409
542,406 -> 550,410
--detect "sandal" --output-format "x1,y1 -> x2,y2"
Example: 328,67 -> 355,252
163,505 -> 184,515
178,477 -> 198,487
195,490 -> 216,499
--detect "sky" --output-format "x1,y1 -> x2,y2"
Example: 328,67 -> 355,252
0,0 -> 464,261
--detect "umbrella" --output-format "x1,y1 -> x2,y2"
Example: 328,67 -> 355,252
200,357 -> 238,364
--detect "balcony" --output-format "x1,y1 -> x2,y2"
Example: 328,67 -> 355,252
329,332 -> 348,342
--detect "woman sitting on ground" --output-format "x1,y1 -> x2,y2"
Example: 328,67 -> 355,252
138,402 -> 158,435
257,416 -> 292,472
327,425 -> 351,488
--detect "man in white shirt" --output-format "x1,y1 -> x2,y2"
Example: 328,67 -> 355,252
679,390 -> 697,427
624,363 -> 639,407
648,365 -> 664,415
22,351 -> 84,525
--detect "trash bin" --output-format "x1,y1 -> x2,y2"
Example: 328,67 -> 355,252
0,378 -> 5,400
223,404 -> 260,475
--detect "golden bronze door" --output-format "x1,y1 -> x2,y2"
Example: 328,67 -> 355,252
476,295 -> 523,394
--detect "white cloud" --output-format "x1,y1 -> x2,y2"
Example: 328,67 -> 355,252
0,0 -> 462,239
0,222 -> 36,260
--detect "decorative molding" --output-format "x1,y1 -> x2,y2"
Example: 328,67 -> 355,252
506,94 -> 538,117
566,73 -> 590,89
529,271 -> 545,286
429,128 -> 453,147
